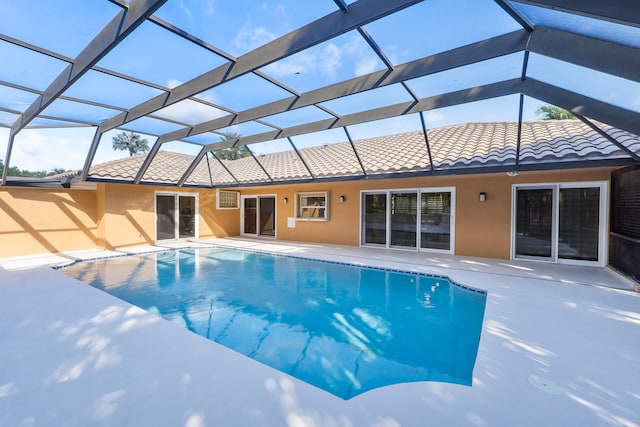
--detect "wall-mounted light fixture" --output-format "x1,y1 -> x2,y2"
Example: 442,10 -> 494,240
339,195 -> 345,204
283,197 -> 288,204
479,192 -> 486,202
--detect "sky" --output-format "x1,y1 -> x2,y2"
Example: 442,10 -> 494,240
0,0 -> 638,173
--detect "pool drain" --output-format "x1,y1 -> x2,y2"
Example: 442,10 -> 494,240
528,375 -> 563,395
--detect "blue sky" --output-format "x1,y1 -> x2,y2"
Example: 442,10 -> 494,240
0,0 -> 638,172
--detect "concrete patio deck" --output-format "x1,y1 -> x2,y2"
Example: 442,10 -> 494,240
1,238 -> 638,426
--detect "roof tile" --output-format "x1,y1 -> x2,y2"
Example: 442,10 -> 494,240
85,120 -> 640,184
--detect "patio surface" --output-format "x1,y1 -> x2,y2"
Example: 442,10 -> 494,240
1,238 -> 639,427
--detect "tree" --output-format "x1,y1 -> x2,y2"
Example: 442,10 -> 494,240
112,131 -> 150,156
535,105 -> 576,120
0,159 -> 70,178
215,132 -> 251,160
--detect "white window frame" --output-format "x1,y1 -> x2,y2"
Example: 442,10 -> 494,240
295,191 -> 329,221
510,181 -> 608,267
216,190 -> 240,210
359,186 -> 456,254
154,191 -> 199,242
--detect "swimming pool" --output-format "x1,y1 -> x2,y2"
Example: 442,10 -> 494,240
59,247 -> 487,399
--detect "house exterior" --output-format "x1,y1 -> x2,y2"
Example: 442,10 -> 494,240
2,120 -> 639,275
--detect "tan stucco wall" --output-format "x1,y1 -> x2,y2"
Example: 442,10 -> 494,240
0,183 -> 238,257
231,167 -> 612,260
0,187 -> 98,258
0,167 -> 612,260
98,183 -> 238,250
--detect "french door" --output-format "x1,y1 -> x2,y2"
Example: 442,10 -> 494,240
512,182 -> 607,266
242,195 -> 276,237
156,193 -> 198,241
361,188 -> 455,253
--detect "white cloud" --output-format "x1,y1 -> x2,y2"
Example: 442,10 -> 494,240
354,57 -> 379,77
0,127 -> 8,157
263,54 -> 310,77
320,44 -> 342,78
154,99 -> 228,125
343,33 -> 380,77
383,44 -> 403,67
203,0 -> 215,16
263,43 -> 342,79
179,0 -> 215,18
154,79 -> 225,125
234,25 -> 276,53
179,1 -> 193,19
426,111 -> 445,124
8,128 -> 94,171
166,79 -> 183,89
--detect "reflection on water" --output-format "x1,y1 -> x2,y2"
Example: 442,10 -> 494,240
60,248 -> 486,399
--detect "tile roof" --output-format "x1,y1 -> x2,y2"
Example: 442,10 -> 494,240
84,120 -> 640,186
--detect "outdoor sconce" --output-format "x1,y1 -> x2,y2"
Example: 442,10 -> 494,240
283,197 -> 288,204
479,192 -> 486,202
339,195 -> 345,204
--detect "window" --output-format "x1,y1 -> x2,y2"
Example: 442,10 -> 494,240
296,191 -> 329,220
216,190 -> 239,209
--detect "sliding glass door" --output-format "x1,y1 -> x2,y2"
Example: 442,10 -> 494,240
258,197 -> 276,237
390,191 -> 417,248
156,195 -> 176,241
363,193 -> 387,245
558,187 -> 601,261
361,187 -> 455,253
512,182 -> 606,265
156,193 -> 198,241
242,195 -> 276,237
514,187 -> 554,259
421,192 -> 452,251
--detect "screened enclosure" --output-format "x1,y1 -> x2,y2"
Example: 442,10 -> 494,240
0,0 -> 638,188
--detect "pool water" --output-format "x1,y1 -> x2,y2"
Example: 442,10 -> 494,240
60,247 -> 487,399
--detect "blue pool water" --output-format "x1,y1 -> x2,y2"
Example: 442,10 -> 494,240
60,247 -> 486,399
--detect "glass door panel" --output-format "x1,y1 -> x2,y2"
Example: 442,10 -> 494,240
243,198 -> 257,235
390,192 -> 417,248
558,187 -> 600,261
156,195 -> 176,241
178,196 -> 196,239
363,193 -> 387,245
515,188 -> 554,258
421,192 -> 451,250
259,197 -> 275,237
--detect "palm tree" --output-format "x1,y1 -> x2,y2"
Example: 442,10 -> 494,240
112,131 -> 150,156
215,132 -> 251,160
536,105 -> 576,120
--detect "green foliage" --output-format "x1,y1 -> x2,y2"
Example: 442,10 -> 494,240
215,132 -> 251,160
535,105 -> 576,120
0,159 -> 70,178
112,131 -> 150,156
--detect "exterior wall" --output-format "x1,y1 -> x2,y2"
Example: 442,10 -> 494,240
0,187 -> 98,258
0,167 -> 612,260
99,183 -> 239,250
0,183 -> 239,257
233,167 -> 612,260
